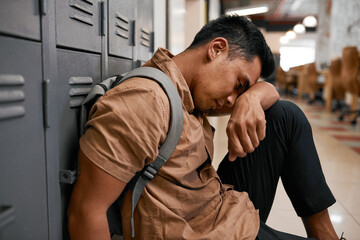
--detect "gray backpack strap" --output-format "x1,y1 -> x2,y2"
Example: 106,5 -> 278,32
80,76 -> 119,136
120,67 -> 183,237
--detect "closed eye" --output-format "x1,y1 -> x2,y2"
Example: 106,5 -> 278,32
237,81 -> 243,90
237,79 -> 250,92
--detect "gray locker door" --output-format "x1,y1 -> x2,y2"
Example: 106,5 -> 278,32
0,0 -> 41,41
55,0 -> 102,53
108,0 -> 135,59
136,0 -> 154,62
107,56 -> 133,79
56,49 -> 101,236
0,36 -> 48,239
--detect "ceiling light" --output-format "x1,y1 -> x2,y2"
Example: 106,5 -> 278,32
286,30 -> 296,40
280,36 -> 289,44
294,24 -> 306,34
225,5 -> 269,16
303,16 -> 317,27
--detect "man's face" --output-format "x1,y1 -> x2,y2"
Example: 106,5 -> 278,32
192,54 -> 262,112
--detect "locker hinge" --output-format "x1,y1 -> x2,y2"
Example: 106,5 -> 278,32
59,170 -> 77,184
101,1 -> 106,36
130,20 -> 136,46
40,0 -> 47,16
42,79 -> 50,128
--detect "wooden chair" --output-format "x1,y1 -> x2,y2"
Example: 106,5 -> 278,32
329,58 -> 346,111
275,66 -> 294,95
305,62 -> 324,104
338,46 -> 360,124
288,65 -> 307,99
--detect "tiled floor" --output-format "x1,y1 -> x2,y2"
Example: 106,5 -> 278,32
208,96 -> 360,239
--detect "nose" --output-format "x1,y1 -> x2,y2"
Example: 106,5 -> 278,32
225,92 -> 237,107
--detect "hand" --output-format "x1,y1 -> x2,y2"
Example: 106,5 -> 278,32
226,92 -> 266,161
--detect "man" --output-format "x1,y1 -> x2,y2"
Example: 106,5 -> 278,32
68,16 -> 338,239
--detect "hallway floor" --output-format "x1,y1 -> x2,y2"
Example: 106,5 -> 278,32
209,96 -> 360,239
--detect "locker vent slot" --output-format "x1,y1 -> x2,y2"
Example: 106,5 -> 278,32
0,75 -> 25,120
0,75 -> 25,85
69,77 -> 93,85
0,90 -> 25,103
69,0 -> 94,26
0,205 -> 15,229
70,13 -> 93,26
69,77 -> 93,108
69,87 -> 92,96
0,106 -> 25,120
115,12 -> 130,40
69,2 -> 92,15
82,0 -> 93,6
141,28 -> 150,47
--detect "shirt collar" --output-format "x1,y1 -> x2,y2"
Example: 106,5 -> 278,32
143,48 -> 194,113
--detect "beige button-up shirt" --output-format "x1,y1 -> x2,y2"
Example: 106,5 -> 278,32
80,48 -> 259,239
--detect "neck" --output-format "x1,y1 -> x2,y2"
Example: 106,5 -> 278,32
172,48 -> 203,91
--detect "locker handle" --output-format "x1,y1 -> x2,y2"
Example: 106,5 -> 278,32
0,205 -> 15,230
40,0 -> 47,15
150,32 -> 155,53
130,20 -> 136,46
101,1 -> 106,36
42,79 -> 50,128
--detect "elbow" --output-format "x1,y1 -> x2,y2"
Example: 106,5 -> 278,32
262,82 -> 280,110
67,196 -> 110,239
67,199 -> 83,237
267,81 -> 280,100
67,195 -> 93,238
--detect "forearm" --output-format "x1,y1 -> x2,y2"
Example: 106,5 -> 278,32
217,81 -> 279,160
246,81 -> 279,110
209,81 -> 279,116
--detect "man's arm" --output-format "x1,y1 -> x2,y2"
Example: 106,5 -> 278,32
227,81 -> 279,161
68,149 -> 127,240
210,81 -> 279,161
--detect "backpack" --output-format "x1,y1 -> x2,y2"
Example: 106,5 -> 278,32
79,67 -> 184,238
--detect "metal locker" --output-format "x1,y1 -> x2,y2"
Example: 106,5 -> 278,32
108,0 -> 135,59
0,36 -> 48,239
55,49 -> 101,236
0,0 -> 41,41
55,0 -> 102,53
136,0 -> 154,62
107,56 -> 133,79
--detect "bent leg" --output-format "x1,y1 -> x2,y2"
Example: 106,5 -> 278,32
217,100 -> 336,225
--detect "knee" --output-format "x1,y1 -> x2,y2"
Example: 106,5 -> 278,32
265,100 -> 307,124
264,100 -> 311,140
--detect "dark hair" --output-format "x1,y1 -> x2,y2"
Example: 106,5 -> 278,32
187,15 -> 275,78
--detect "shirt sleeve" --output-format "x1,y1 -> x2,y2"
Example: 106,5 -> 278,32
79,78 -> 170,183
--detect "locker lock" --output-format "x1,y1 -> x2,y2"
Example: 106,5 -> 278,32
59,170 -> 77,184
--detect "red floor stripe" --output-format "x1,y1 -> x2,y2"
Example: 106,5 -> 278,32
318,126 -> 347,131
332,135 -> 360,141
351,147 -> 360,154
331,121 -> 351,125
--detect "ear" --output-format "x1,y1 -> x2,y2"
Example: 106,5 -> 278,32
207,37 -> 229,61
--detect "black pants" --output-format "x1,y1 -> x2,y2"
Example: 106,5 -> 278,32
217,100 -> 336,239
